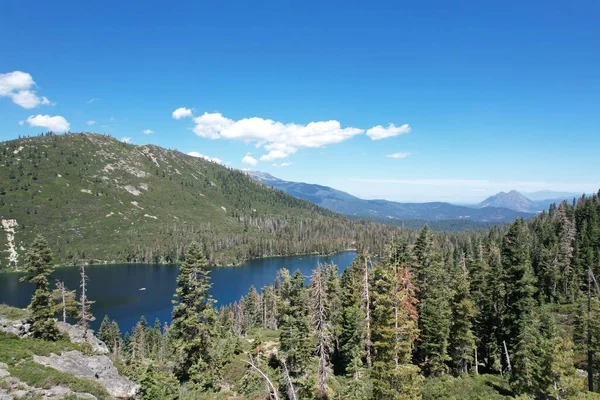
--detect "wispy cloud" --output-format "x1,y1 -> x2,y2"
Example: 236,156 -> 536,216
121,137 -> 132,144
349,178 -> 599,193
367,124 -> 411,140
173,110 -> 411,162
142,129 -> 154,134
87,97 -> 100,104
386,152 -> 411,159
86,120 -> 96,126
273,162 -> 292,167
188,151 -> 223,164
0,71 -> 53,109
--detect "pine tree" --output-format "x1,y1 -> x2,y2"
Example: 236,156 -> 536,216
21,235 -> 59,340
170,241 -> 218,387
279,270 -> 312,377
414,252 -> 451,375
132,316 -> 148,360
338,259 -> 366,376
98,315 -> 113,349
309,265 -> 333,399
371,241 -> 422,400
242,285 -> 261,333
448,253 -> 476,375
502,219 -> 536,361
262,284 -> 278,330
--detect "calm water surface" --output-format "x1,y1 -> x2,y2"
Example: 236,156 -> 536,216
0,251 -> 356,333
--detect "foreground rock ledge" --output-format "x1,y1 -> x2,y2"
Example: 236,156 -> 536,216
33,351 -> 139,399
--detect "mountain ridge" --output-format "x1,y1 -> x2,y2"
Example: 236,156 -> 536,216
247,171 -> 534,222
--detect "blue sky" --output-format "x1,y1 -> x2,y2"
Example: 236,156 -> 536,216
1,0 -> 598,202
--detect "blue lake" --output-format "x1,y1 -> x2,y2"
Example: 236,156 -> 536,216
0,251 -> 356,334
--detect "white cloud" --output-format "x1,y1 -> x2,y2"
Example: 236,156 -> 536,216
25,115 -> 70,132
386,152 -> 411,159
86,120 -> 96,126
366,123 -> 411,140
172,107 -> 193,119
242,154 -> 258,166
18,120 -> 24,126
190,112 -> 366,161
0,71 -> 53,109
188,151 -> 223,164
273,162 -> 292,167
143,129 -> 154,134
121,137 -> 132,144
87,98 -> 99,104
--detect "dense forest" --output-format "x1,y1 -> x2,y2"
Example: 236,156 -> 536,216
14,191 -> 600,399
0,133 -> 409,267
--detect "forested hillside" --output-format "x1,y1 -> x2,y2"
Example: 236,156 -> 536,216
83,192 -> 600,399
0,133 -> 401,267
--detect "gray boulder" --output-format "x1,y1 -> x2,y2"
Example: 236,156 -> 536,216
0,318 -> 31,338
33,351 -> 139,399
57,322 -> 109,355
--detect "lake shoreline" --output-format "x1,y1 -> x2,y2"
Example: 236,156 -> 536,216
0,248 -> 358,274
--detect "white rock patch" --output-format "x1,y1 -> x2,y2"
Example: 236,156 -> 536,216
131,201 -> 144,210
106,212 -> 114,217
13,146 -> 23,154
80,189 -> 92,194
139,183 -> 148,191
221,206 -> 227,212
1,219 -> 19,268
124,185 -> 141,196
144,214 -> 158,220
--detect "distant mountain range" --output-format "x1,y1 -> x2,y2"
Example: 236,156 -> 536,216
247,172 -> 534,223
478,190 -> 580,213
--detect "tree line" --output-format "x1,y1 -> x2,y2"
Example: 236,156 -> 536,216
16,191 -> 600,399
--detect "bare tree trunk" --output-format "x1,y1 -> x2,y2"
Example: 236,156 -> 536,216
245,355 -> 280,400
474,348 -> 479,375
282,359 -> 297,400
503,340 -> 512,372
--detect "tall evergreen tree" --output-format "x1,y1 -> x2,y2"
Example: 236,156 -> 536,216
371,241 -> 422,400
448,253 -> 476,375
502,219 -> 536,359
338,260 -> 367,378
279,270 -> 312,377
21,235 -> 59,340
309,265 -> 334,399
170,241 -> 218,387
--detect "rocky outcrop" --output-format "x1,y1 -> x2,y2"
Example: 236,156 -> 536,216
57,321 -> 109,355
0,362 -> 97,399
0,317 -> 109,356
34,351 -> 139,399
0,318 -> 31,338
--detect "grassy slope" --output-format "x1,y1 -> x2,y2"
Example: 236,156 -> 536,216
0,133 -> 366,267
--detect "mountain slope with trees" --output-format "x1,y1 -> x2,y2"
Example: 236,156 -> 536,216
0,133 -> 401,267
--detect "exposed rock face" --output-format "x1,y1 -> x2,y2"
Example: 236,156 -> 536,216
34,351 -> 139,399
0,318 -> 31,338
57,321 -> 109,355
0,361 -> 97,399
